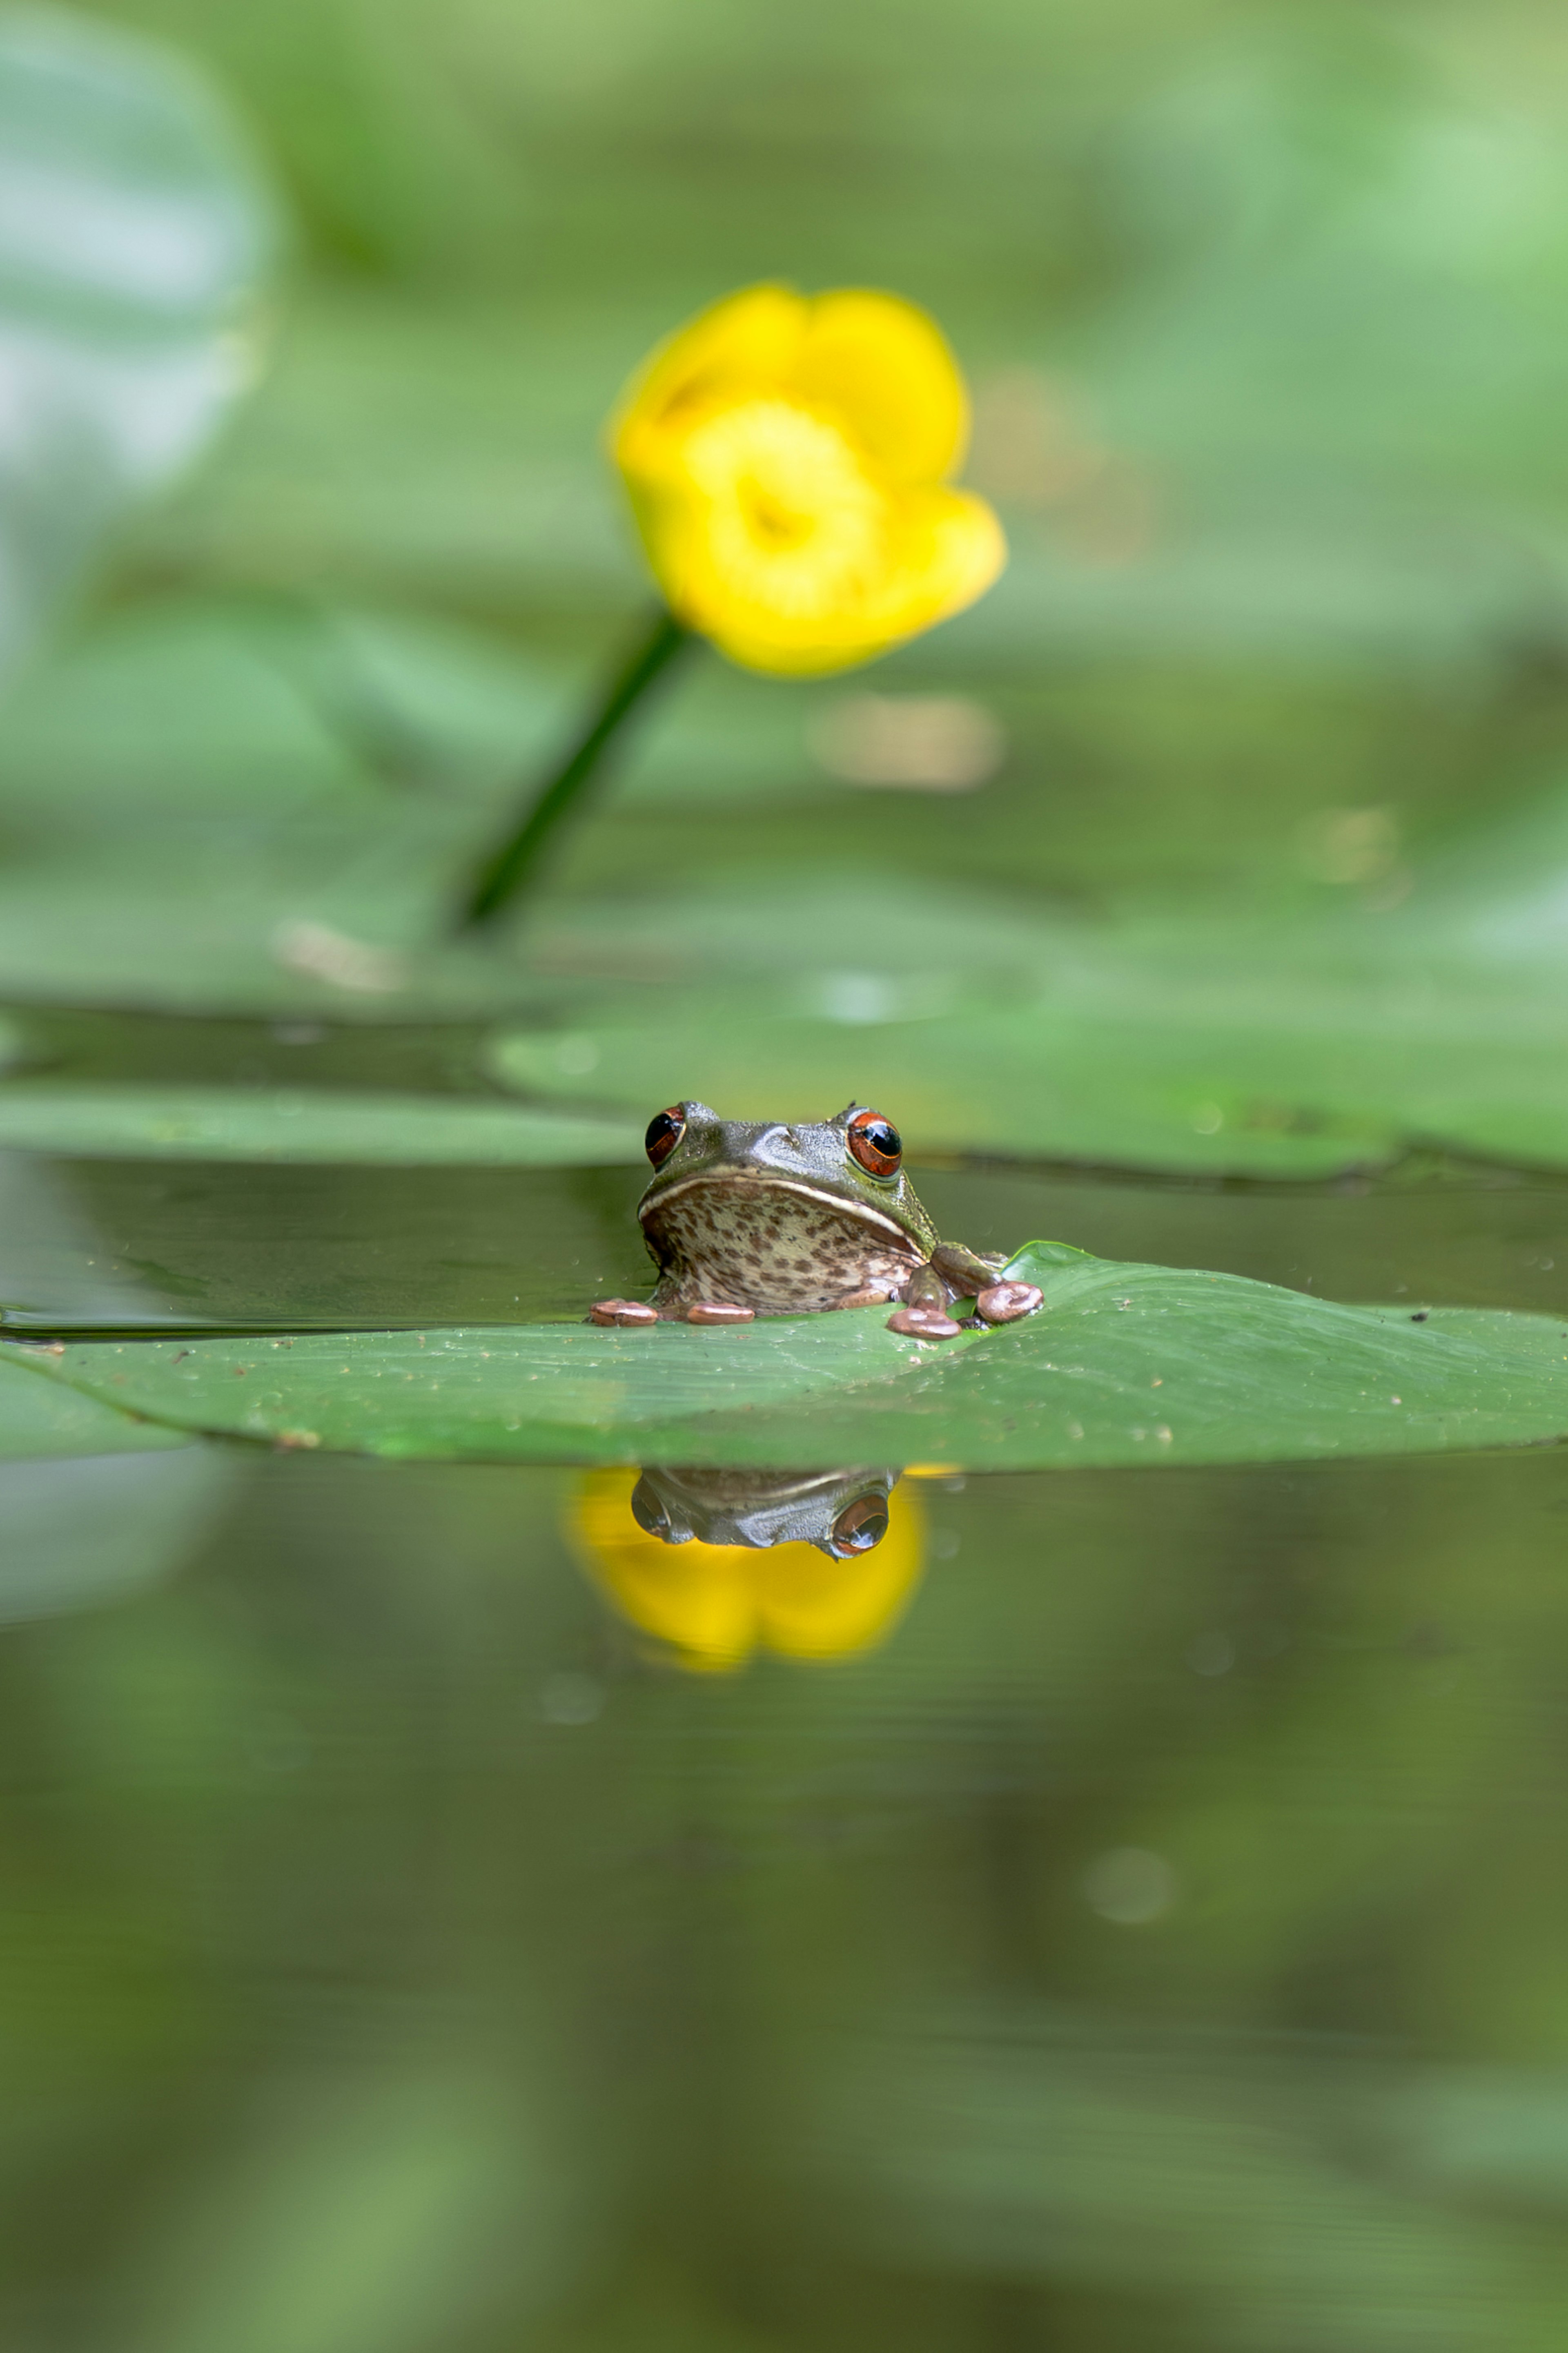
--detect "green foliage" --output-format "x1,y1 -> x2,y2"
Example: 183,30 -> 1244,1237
0,1341 -> 193,1455
12,1241 -> 1568,1470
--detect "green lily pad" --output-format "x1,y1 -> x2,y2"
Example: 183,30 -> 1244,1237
12,1243 -> 1568,1472
0,9 -> 278,683
0,1345 -> 193,1459
0,1084 -> 644,1165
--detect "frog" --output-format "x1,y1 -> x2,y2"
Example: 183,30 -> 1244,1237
589,1101 -> 1043,1340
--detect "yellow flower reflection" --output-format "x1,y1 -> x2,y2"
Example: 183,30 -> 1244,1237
568,1469 -> 927,1673
612,283 -> 1006,675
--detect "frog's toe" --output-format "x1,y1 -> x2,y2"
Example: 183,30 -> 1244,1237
684,1300 -> 755,1325
887,1305 -> 964,1340
588,1298 -> 660,1327
974,1281 -> 1043,1324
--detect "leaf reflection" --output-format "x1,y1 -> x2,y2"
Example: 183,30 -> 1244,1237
567,1467 -> 926,1672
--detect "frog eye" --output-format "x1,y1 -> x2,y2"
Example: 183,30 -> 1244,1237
846,1108 -> 901,1178
629,1476 -> 674,1540
828,1492 -> 890,1558
645,1106 -> 686,1168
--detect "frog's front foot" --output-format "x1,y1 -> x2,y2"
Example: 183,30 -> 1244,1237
884,1260 -> 1045,1340
887,1262 -> 964,1340
974,1281 -> 1043,1324
588,1296 -> 757,1327
887,1305 -> 964,1340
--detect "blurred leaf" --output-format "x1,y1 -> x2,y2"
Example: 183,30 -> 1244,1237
0,594 -> 566,815
965,38 -> 1568,673
0,7 -> 279,683
15,1244 -> 1568,1469
0,1083 -> 643,1163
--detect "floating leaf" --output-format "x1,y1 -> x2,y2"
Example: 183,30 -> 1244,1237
0,1342 -> 194,1458
0,1084 -> 644,1165
12,1244 -> 1568,1471
0,8 -> 278,681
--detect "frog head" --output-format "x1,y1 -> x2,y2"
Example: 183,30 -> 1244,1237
626,1464 -> 900,1555
637,1101 -> 938,1316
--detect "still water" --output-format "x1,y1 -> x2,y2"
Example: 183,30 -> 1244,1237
4,1079 -> 1568,2348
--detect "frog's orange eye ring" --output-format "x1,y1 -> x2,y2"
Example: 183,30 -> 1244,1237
828,1492 -> 890,1557
846,1108 -> 901,1179
645,1107 -> 686,1168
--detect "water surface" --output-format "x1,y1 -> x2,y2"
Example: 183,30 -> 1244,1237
3,1097 -> 1568,2347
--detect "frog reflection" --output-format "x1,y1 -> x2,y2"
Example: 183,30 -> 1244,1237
568,1466 -> 926,1671
628,1464 -> 897,1557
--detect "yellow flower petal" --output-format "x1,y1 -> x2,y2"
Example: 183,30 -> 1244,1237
610,282 -> 805,479
611,281 -> 1005,674
789,288 -> 969,485
661,443 -> 1004,676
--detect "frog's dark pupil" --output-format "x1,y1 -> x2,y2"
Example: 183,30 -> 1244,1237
645,1108 -> 685,1166
848,1111 -> 901,1174
829,1494 -> 889,1557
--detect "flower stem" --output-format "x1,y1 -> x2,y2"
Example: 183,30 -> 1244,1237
458,606 -> 694,930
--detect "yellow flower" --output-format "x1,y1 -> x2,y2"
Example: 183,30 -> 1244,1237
567,1469 -> 926,1673
611,283 -> 1006,676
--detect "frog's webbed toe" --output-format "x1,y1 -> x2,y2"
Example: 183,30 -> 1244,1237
683,1300 -> 755,1325
588,1298 -> 661,1327
974,1281 -> 1044,1324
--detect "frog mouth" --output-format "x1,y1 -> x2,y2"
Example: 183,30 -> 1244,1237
638,1171 -> 923,1256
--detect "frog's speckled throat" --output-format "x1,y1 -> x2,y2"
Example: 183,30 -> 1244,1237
641,1172 -> 923,1317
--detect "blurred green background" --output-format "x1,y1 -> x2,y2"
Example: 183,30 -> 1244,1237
10,0 -> 1568,2345
13,0 -> 1568,1169
72,0 -> 1568,912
